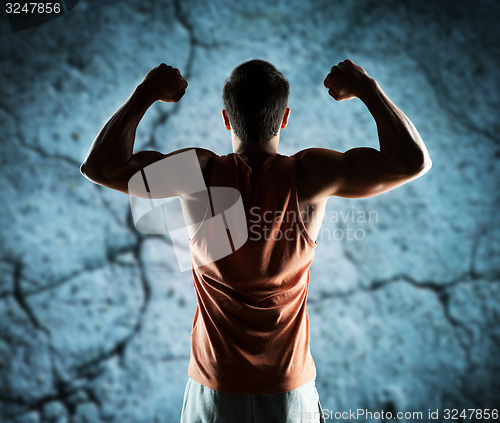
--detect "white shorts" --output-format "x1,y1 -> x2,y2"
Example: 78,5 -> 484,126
180,377 -> 326,423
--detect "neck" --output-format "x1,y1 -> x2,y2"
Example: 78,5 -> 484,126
231,132 -> 280,159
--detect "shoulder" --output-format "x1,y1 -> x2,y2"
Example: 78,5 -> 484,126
292,148 -> 344,177
176,147 -> 218,162
159,147 -> 218,186
192,147 -> 219,168
292,148 -> 345,200
163,147 -> 218,170
193,147 -> 219,159
191,148 -> 219,185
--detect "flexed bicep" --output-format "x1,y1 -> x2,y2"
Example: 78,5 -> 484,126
295,147 -> 428,200
332,147 -> 428,198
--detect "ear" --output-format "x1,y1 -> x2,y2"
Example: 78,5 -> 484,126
222,109 -> 231,130
281,108 -> 290,129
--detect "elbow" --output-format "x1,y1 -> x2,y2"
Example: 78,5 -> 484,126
401,141 -> 432,175
421,155 -> 432,173
80,162 -> 94,179
416,148 -> 432,174
407,153 -> 432,177
80,162 -> 105,183
80,162 -> 88,177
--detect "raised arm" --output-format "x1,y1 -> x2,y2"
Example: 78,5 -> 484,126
295,60 -> 432,199
80,64 -> 213,195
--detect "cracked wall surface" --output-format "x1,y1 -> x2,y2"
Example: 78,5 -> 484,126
0,0 -> 499,422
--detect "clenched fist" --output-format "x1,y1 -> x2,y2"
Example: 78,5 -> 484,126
324,59 -> 375,101
141,63 -> 188,103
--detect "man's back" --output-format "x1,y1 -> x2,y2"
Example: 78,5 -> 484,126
189,152 -> 316,394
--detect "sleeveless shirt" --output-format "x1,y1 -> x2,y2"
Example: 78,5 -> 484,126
188,152 -> 317,394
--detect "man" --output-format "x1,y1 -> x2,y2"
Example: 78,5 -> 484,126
81,59 -> 431,422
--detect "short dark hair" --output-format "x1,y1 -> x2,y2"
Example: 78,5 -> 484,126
222,59 -> 290,144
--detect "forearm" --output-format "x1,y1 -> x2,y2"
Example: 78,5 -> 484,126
359,80 -> 431,173
81,84 -> 155,179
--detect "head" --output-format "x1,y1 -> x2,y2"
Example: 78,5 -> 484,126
222,59 -> 290,144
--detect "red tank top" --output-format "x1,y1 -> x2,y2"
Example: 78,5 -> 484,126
188,152 -> 317,394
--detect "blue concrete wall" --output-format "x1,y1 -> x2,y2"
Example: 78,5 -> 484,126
1,1 -> 499,422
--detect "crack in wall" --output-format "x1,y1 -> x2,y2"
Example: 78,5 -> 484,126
3,244 -> 136,299
417,58 -> 500,148
15,121 -> 81,169
11,258 -> 50,335
95,185 -> 130,230
308,264 -> 500,394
